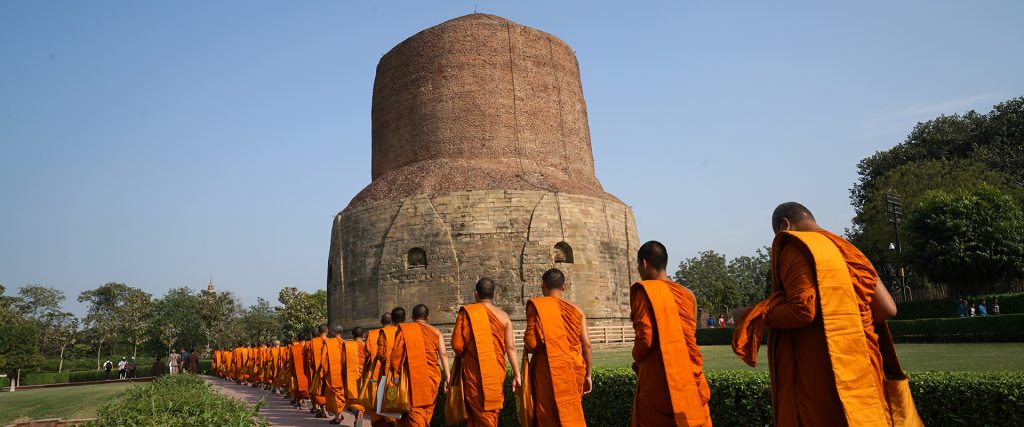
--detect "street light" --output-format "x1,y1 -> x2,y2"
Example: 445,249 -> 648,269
886,193 -> 910,300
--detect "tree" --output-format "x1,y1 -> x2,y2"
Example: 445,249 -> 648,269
14,285 -> 64,321
726,247 -> 772,303
198,290 -> 242,352
119,289 -> 152,358
45,312 -> 79,372
240,298 -> 280,344
0,323 -> 44,386
147,288 -> 203,356
78,282 -> 136,369
0,284 -> 22,325
905,184 -> 1024,295
277,287 -> 327,340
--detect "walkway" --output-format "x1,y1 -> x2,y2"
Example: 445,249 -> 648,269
204,376 -> 368,427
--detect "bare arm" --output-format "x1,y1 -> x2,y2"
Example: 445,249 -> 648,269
505,317 -> 522,391
871,278 -> 898,322
580,311 -> 593,395
437,331 -> 451,393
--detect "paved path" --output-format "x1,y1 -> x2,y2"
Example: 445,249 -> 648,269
204,376 -> 368,427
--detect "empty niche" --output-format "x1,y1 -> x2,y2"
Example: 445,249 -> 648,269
407,247 -> 427,269
553,242 -> 574,263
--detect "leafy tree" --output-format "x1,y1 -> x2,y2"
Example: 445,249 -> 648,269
198,290 -> 242,352
277,287 -> 327,340
0,323 -> 44,385
240,298 -> 280,344
46,312 -> 79,372
78,282 -> 143,369
147,288 -> 203,356
904,184 -> 1024,295
0,284 -> 22,325
14,285 -> 64,321
674,249 -> 769,318
119,288 -> 152,358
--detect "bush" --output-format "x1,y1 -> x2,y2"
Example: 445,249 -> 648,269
199,359 -> 213,374
695,327 -> 735,345
90,373 -> 267,426
887,313 -> 1024,343
428,369 -> 1024,426
896,292 -> 1024,320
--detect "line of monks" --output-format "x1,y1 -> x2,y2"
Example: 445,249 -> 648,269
209,202 -> 922,427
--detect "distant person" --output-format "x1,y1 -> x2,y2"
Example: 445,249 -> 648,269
994,299 -> 1001,315
979,301 -> 988,316
706,317 -> 714,328
187,349 -> 199,374
103,360 -> 113,380
956,298 -> 967,317
128,357 -> 137,379
970,304 -> 977,317
718,314 -> 727,328
117,357 -> 127,379
152,357 -> 166,377
179,347 -> 190,373
168,350 -> 181,374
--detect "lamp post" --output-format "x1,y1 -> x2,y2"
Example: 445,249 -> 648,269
886,193 -> 910,300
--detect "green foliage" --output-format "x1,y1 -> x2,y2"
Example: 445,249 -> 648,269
896,292 -> 1024,319
0,322 -> 44,373
240,298 -> 281,344
695,327 -> 740,345
887,314 -> 1024,343
674,248 -> 770,316
91,374 -> 267,427
276,287 -> 328,341
904,184 -> 1024,294
148,287 -> 205,356
909,371 -> 1024,425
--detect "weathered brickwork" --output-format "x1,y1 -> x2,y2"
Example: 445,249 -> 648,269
328,14 -> 640,329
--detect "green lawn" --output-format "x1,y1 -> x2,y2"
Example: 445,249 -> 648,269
594,343 -> 1024,371
0,382 -> 133,425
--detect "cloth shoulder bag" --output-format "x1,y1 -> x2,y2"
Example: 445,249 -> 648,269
444,357 -> 468,425
516,352 -> 533,427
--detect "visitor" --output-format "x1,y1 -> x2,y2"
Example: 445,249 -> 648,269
103,359 -> 113,380
186,348 -> 199,374
979,301 -> 988,316
168,350 -> 180,374
179,347 -> 190,373
994,299 -> 1001,315
970,304 -> 976,317
117,357 -> 127,379
152,356 -> 166,377
128,357 -> 137,379
718,314 -> 727,328
706,317 -> 715,328
956,298 -> 967,317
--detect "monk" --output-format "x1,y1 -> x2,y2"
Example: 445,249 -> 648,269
344,326 -> 367,419
310,326 -> 330,418
290,336 -> 310,408
324,326 -> 348,423
369,313 -> 399,427
233,343 -> 249,385
732,202 -> 906,426
387,305 -> 450,427
631,240 -> 712,426
523,268 -> 592,427
451,278 -> 521,426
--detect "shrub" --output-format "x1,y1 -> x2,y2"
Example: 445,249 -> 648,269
428,369 -> 1024,426
90,373 -> 267,426
887,313 -> 1024,343
695,327 -> 735,345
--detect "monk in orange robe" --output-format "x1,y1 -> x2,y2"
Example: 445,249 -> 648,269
293,336 -> 312,406
344,327 -> 367,416
370,314 -> 399,427
323,326 -> 348,422
631,241 -> 712,426
387,306 -> 450,427
732,202 -> 912,427
233,344 -> 249,384
253,342 -> 266,386
523,268 -> 592,427
309,326 -> 330,417
451,278 -> 521,427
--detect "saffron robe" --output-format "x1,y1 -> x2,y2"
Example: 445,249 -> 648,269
390,322 -> 442,427
289,342 -> 310,399
451,304 -> 507,427
371,325 -> 400,427
631,279 -> 712,426
324,337 -> 347,415
310,337 -> 328,405
734,231 -> 892,426
523,296 -> 587,427
344,339 -> 367,411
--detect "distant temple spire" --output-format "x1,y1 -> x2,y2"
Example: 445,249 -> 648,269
207,275 -> 215,293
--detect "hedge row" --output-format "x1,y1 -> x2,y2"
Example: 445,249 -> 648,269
89,373 -> 266,426
694,314 -> 1024,345
428,369 -> 1023,426
896,292 -> 1024,320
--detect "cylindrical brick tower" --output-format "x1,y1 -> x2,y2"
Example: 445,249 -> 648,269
328,14 -> 640,328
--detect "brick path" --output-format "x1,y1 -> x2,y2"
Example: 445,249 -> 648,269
204,376 -> 368,427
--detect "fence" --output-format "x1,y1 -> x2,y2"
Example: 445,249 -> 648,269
442,325 -> 633,356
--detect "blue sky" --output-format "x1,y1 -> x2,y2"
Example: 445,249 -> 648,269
2,1 -> 1022,316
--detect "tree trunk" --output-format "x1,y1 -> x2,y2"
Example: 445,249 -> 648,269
58,343 -> 66,372
133,342 -> 138,358
95,337 -> 104,370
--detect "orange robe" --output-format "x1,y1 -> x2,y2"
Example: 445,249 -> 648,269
253,346 -> 265,383
631,279 -> 712,426
290,342 -> 310,399
523,296 -> 587,427
233,347 -> 248,381
324,337 -> 347,415
309,337 -> 328,405
451,304 -> 507,427
734,230 -> 890,426
344,340 -> 367,411
389,322 -> 441,427
371,326 -> 399,427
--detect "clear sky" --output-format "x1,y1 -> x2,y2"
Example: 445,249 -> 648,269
2,1 -> 1022,316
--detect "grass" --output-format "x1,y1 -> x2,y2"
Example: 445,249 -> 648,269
0,382 -> 133,425
593,343 -> 1024,371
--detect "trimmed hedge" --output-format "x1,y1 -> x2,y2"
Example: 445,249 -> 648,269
89,373 -> 267,426
695,327 -> 735,345
897,292 -> 1024,320
887,313 -> 1024,343
428,369 -> 1023,426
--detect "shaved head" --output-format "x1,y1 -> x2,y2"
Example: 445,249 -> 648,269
475,277 -> 496,300
412,304 -> 429,320
637,241 -> 668,271
391,306 -> 406,323
772,202 -> 815,232
380,312 -> 392,326
542,268 -> 565,289
333,325 -> 344,336
351,327 -> 364,339
319,324 -> 329,334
